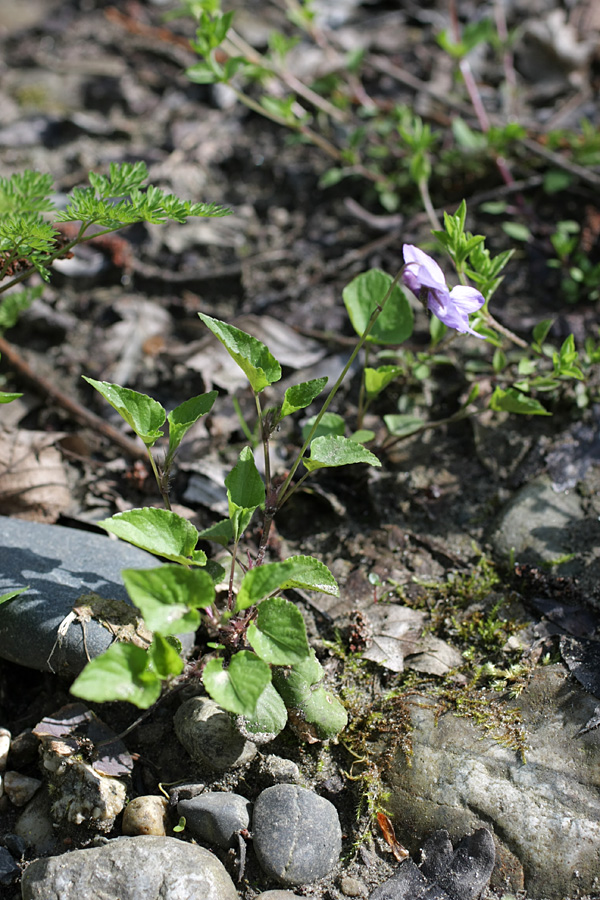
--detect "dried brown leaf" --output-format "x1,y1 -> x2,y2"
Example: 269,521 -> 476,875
0,429 -> 71,523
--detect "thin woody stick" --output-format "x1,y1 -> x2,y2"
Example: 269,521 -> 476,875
0,336 -> 147,460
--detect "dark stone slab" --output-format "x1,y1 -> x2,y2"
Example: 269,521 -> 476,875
0,516 -> 161,675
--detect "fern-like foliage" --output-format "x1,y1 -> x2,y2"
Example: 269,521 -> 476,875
0,161 -> 232,295
55,161 -> 231,227
0,214 -> 59,281
0,171 -> 56,215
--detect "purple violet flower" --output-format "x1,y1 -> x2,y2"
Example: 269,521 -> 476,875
402,244 -> 486,338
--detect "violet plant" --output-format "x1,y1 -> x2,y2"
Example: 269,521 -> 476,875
69,196 -> 578,742
0,170 -> 585,745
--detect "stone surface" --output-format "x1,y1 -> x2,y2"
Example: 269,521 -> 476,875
340,875 -> 368,896
252,784 -> 341,885
2,770 -> 41,806
0,727 -> 10,770
0,516 -> 161,675
15,788 -> 60,855
258,754 -> 303,786
39,735 -> 127,831
490,475 -> 584,568
122,795 -> 170,836
255,892 -> 302,900
386,664 -> 600,899
3,833 -> 26,858
177,791 -> 251,848
21,834 -> 238,900
0,846 -> 19,886
174,696 -> 257,771
368,830 -> 496,900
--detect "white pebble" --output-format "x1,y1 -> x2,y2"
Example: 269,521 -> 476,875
0,728 -> 11,771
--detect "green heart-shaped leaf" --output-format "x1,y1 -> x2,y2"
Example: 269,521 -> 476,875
83,377 -> 165,446
199,313 -> 281,393
99,508 -> 205,565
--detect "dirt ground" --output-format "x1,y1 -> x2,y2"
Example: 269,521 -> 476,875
0,1 -> 600,898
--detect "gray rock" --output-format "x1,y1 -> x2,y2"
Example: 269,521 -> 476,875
255,892 -> 302,900
258,754 -> 303,786
434,829 -> 495,900
252,784 -> 341,885
3,833 -> 26,859
14,787 -> 61,855
340,875 -> 368,897
174,697 -> 257,771
386,664 -> 600,899
0,516 -> 161,675
368,860 -> 430,900
21,834 -> 238,900
177,791 -> 251,848
368,830 -> 495,900
490,476 -> 584,568
0,846 -> 19,885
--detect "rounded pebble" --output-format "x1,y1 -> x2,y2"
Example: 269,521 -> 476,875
21,834 -> 238,900
4,833 -> 26,858
178,791 -> 251,848
258,754 -> 302,786
252,784 -> 341,885
255,892 -> 302,900
0,728 -> 10,771
3,771 -> 42,807
340,875 -> 368,896
0,846 -> 19,886
15,790 -> 60,855
174,697 -> 257,771
7,730 -> 38,768
122,795 -> 170,836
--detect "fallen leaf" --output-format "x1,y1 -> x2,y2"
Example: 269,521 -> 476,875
33,701 -> 133,777
0,428 -> 71,523
404,635 -> 464,676
377,811 -> 410,861
361,605 -> 427,673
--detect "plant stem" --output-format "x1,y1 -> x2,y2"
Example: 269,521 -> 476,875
278,267 -> 405,506
418,177 -> 442,231
356,344 -> 371,430
0,335 -> 147,459
254,391 -> 271,496
146,449 -> 171,510
382,406 -> 475,451
485,311 -> 528,349
228,84 -> 344,164
225,28 -> 347,125
228,536 -> 241,611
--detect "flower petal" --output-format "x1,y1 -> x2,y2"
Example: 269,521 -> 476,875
448,285 -> 485,313
402,245 -> 446,289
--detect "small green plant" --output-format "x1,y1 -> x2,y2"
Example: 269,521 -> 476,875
68,299 -> 387,738
1,161 -> 587,743
0,162 -> 230,332
547,220 -> 600,305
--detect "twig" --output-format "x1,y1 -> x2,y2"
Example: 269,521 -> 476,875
0,336 -> 147,460
225,28 -> 348,124
521,136 -> 600,189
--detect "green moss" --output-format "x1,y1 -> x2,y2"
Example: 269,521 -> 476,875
436,685 -> 529,762
324,552 -> 540,846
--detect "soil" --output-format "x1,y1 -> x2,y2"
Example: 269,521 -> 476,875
1,1 -> 600,898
